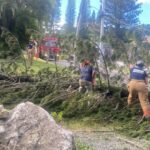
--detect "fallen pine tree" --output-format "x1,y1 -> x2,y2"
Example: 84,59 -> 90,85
0,64 -> 149,140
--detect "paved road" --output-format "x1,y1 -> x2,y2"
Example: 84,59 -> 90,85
56,60 -> 70,67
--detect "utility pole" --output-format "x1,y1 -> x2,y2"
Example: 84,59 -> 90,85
74,0 -> 84,66
74,5 -> 81,67
99,0 -> 105,51
74,14 -> 81,66
76,14 -> 81,39
99,0 -> 111,90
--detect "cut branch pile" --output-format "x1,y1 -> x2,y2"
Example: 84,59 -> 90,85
0,60 -> 150,140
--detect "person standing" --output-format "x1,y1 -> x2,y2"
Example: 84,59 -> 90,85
27,40 -> 35,66
79,59 -> 95,93
33,40 -> 38,59
128,60 -> 150,120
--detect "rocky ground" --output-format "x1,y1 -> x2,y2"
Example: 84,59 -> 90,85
74,131 -> 149,150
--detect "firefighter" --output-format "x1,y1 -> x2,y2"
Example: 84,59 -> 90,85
128,60 -> 150,120
27,40 -> 35,66
33,40 -> 38,59
79,59 -> 95,93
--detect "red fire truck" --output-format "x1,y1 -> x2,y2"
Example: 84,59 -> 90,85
38,36 -> 60,61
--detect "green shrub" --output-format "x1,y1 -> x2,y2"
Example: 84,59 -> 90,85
51,111 -> 63,122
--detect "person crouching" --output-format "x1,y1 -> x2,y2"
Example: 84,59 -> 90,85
128,60 -> 150,120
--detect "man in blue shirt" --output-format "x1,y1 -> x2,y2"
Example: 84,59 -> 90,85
79,59 -> 95,93
128,60 -> 150,120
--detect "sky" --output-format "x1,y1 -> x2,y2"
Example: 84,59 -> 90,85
139,1 -> 150,24
60,0 -> 150,25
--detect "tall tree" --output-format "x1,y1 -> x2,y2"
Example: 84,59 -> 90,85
90,10 -> 96,24
105,0 -> 141,38
52,0 -> 61,23
76,0 -> 91,38
65,0 -> 75,32
0,0 -> 55,58
103,0 -> 142,59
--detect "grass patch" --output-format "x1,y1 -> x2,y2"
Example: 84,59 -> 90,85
0,55 -> 63,76
62,112 -> 150,141
63,118 -> 113,132
16,57 -> 61,74
76,140 -> 94,150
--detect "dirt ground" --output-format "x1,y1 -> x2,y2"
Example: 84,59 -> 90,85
74,131 -> 149,150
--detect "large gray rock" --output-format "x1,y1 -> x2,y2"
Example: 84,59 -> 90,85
0,102 -> 76,150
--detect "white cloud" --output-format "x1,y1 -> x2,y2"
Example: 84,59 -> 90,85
138,0 -> 150,3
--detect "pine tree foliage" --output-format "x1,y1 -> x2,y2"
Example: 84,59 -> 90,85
90,10 -> 96,24
52,0 -> 61,23
65,0 -> 75,31
104,0 -> 142,38
77,0 -> 91,38
125,25 -> 150,63
103,0 -> 142,59
76,39 -> 99,63
78,0 -> 90,24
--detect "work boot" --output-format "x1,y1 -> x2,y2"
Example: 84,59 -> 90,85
78,86 -> 83,92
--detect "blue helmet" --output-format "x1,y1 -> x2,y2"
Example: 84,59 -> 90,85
136,60 -> 144,67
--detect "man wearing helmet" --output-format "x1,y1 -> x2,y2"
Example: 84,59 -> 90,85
128,60 -> 150,120
79,59 -> 95,93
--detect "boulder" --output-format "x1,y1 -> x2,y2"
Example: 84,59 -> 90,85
0,102 -> 76,150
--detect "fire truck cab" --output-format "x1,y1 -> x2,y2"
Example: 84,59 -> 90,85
38,36 -> 60,61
